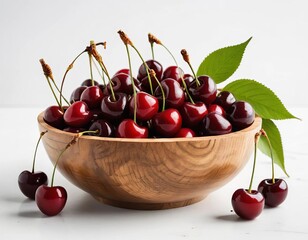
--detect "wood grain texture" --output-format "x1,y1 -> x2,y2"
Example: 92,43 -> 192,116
38,112 -> 262,210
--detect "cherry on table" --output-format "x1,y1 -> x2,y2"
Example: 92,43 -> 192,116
35,185 -> 67,216
18,171 -> 48,200
231,189 -> 264,220
258,178 -> 288,207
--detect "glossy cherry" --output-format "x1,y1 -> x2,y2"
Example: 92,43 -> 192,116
162,66 -> 184,84
181,73 -> 194,88
81,79 -> 99,86
101,93 -> 128,122
116,119 -> 149,138
189,76 -> 217,105
214,91 -> 236,112
63,101 -> 92,128
35,185 -> 67,216
229,101 -> 255,130
18,171 -> 48,200
89,120 -> 115,137
207,104 -> 226,117
180,101 -> 208,128
258,179 -> 288,207
137,59 -> 163,81
80,85 -> 104,109
129,92 -> 159,121
43,105 -> 65,129
105,73 -> 140,95
70,86 -> 87,104
201,112 -> 232,136
113,68 -> 130,77
154,78 -> 185,109
175,128 -> 196,138
231,189 -> 265,220
152,109 -> 182,137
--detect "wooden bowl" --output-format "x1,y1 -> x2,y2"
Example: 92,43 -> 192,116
38,112 -> 261,210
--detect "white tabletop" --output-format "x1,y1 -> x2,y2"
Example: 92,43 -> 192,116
1,108 -> 307,240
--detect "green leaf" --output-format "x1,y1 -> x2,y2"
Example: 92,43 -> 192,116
258,119 -> 288,176
223,79 -> 298,120
197,37 -> 251,84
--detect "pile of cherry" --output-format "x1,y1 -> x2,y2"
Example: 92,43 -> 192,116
44,63 -> 255,138
18,32 -> 288,219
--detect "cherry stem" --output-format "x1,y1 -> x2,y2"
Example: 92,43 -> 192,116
248,131 -> 261,193
50,130 -> 98,187
161,44 -> 178,66
125,45 -> 137,123
50,79 -> 70,106
60,50 -> 86,110
32,131 -> 47,173
45,76 -> 61,108
181,49 -> 200,86
88,52 -> 94,86
131,45 -> 154,95
150,69 -> 166,111
92,60 -> 105,84
261,129 -> 275,184
150,42 -> 155,60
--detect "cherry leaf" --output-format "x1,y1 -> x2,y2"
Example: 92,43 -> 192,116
223,79 -> 298,120
258,119 -> 288,176
197,37 -> 251,84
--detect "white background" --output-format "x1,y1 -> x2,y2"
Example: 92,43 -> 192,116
0,0 -> 307,108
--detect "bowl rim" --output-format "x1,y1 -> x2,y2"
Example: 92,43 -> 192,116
38,111 -> 262,143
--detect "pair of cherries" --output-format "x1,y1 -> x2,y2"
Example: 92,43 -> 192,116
231,130 -> 288,220
18,131 -> 68,216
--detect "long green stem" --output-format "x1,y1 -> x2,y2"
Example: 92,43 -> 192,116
50,80 -> 70,106
248,133 -> 260,193
88,52 -> 94,86
131,46 -> 153,95
152,73 -> 166,111
161,44 -> 178,66
125,45 -> 137,123
92,59 -> 105,84
45,76 -> 61,107
32,131 -> 47,173
262,130 -> 275,184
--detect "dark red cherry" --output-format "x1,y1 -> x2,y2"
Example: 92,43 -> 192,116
208,104 -> 226,117
81,79 -> 99,86
175,128 -> 196,138
43,105 -> 65,129
18,171 -> 48,200
70,86 -> 87,104
89,120 -> 115,137
189,75 -> 217,105
129,92 -> 159,121
101,93 -> 128,122
162,66 -> 184,84
214,91 -> 236,112
232,189 -> 264,220
152,109 -> 182,137
63,127 -> 86,133
181,73 -> 194,88
63,101 -> 92,128
137,59 -> 163,81
90,108 -> 104,122
180,102 -> 208,128
154,78 -> 185,109
258,179 -> 288,207
201,112 -> 232,136
113,68 -> 130,77
35,185 -> 67,216
116,119 -> 148,138
105,73 -> 140,95
80,86 -> 104,109
229,101 -> 255,130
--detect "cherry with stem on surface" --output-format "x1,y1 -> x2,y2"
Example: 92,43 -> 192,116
18,131 -> 48,200
257,129 -> 288,207
231,131 -> 265,220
